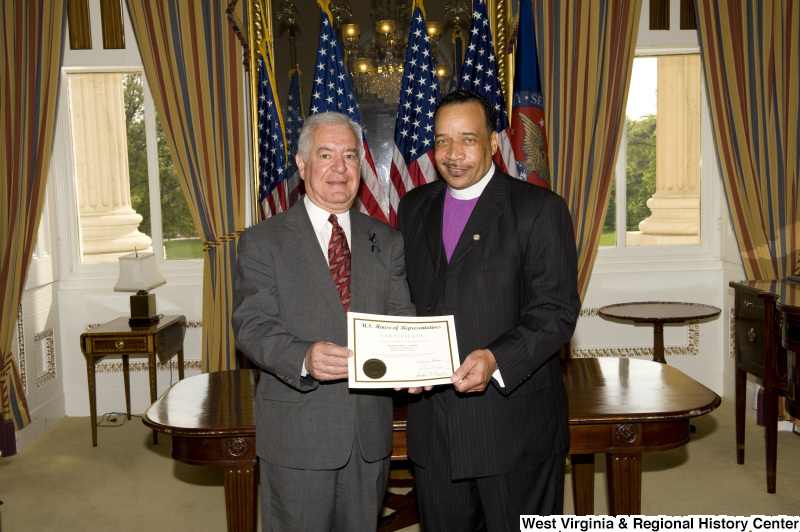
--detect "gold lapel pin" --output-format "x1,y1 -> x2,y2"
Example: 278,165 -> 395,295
473,234 -> 480,241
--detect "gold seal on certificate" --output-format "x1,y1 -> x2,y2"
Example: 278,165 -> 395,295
363,359 -> 387,379
347,312 -> 460,389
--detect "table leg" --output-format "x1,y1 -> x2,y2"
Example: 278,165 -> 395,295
224,464 -> 258,532
178,348 -> 185,381
86,358 -> 98,447
735,366 -> 746,464
606,453 -> 642,516
148,352 -> 158,444
570,454 -> 595,515
652,322 -> 666,364
764,384 -> 778,493
122,355 -> 131,420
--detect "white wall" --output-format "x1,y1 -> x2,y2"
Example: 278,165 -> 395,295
57,280 -> 205,420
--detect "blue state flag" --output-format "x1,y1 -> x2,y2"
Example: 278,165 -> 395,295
510,0 -> 550,188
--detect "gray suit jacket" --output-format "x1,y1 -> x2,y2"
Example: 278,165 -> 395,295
232,200 -> 415,470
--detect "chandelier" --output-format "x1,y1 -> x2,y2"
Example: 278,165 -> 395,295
337,0 -> 456,106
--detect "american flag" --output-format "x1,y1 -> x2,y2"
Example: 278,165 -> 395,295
458,0 -> 518,178
284,67 -> 305,206
451,25 -> 465,93
310,0 -> 390,224
510,0 -> 550,188
388,4 -> 441,224
256,51 -> 289,220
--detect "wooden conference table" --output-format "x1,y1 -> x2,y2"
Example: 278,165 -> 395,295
143,358 -> 720,531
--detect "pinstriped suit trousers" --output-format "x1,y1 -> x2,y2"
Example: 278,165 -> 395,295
413,392 -> 566,532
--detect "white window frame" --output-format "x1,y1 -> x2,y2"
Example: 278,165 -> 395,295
593,1 -> 724,272
52,0 -> 202,290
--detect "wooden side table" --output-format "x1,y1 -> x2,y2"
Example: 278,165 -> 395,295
80,314 -> 186,446
598,302 -> 720,364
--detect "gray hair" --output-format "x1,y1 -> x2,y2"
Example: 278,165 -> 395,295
296,112 -> 364,162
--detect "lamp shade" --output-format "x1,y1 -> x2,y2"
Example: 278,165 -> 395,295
113,252 -> 166,293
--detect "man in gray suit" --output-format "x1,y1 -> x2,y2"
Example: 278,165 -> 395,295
398,90 -> 581,531
232,112 -> 415,532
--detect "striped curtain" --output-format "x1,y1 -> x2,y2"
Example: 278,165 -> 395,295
696,2 -> 799,280
126,1 -> 248,372
0,1 -> 66,453
533,0 -> 642,299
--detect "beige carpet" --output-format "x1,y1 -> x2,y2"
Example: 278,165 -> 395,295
1,398 -> 798,531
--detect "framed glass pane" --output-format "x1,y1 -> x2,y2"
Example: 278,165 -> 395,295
625,57 -> 657,244
612,54 -> 701,247
68,72 -> 152,263
68,71 -> 202,263
622,55 -> 701,247
124,73 -> 151,240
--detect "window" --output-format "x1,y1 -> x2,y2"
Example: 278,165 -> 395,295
64,71 -> 201,264
602,54 -> 702,248
603,54 -> 702,248
51,0 -> 204,279
123,74 -> 202,260
599,0 -> 712,254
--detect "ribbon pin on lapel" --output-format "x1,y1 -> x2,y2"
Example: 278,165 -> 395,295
369,232 -> 381,252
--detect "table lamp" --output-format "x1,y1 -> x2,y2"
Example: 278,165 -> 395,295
114,251 -> 166,326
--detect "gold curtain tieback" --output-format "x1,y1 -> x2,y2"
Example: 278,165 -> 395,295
203,230 -> 244,252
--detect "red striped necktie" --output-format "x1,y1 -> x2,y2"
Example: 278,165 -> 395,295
328,214 -> 351,311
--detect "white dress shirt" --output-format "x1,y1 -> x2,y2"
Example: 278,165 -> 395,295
300,196 -> 353,377
304,195 -> 352,259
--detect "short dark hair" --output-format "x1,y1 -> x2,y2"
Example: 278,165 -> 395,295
434,89 -> 497,136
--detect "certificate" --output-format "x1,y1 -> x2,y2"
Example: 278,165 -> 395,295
347,312 -> 460,388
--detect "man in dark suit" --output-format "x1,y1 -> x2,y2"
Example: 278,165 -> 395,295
397,90 -> 581,531
232,112 -> 415,532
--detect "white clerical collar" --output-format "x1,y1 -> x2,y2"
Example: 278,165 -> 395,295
447,164 -> 495,200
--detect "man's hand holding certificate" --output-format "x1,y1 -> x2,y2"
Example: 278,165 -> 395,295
347,312 -> 460,388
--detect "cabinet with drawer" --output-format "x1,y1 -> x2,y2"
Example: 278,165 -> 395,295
730,280 -> 799,493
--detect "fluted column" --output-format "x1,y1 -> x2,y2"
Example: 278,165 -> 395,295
628,55 -> 701,246
69,73 -> 152,261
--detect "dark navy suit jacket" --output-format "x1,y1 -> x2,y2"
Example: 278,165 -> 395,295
397,169 -> 581,480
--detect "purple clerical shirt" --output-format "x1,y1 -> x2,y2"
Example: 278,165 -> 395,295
443,190 -> 480,262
